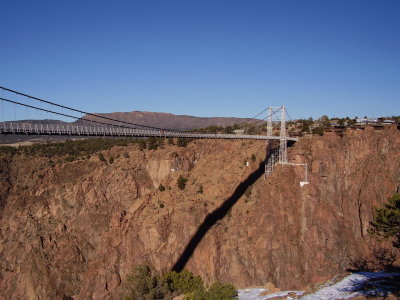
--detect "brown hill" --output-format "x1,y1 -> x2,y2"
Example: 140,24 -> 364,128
79,111 -> 254,130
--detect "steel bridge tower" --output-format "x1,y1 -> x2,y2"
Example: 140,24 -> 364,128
267,106 -> 273,137
265,105 -> 287,163
264,105 -> 308,186
265,105 -> 288,178
279,105 -> 287,164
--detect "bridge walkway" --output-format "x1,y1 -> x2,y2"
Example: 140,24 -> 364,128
0,122 -> 298,141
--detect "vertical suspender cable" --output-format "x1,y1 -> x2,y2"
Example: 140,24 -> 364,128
1,88 -> 3,122
26,96 -> 29,120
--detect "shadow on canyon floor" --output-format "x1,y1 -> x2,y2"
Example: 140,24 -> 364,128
341,272 -> 400,298
172,145 -> 276,272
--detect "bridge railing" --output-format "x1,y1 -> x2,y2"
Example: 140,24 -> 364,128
0,122 -> 297,141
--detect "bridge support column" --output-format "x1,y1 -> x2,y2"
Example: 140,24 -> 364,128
279,105 -> 287,164
267,106 -> 273,137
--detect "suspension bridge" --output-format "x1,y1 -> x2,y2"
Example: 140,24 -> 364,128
0,86 -> 297,140
0,86 -> 306,181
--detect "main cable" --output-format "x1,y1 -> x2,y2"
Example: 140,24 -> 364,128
235,106 -> 269,126
240,107 -> 281,128
0,86 -> 180,132
0,96 -> 165,131
286,110 -> 293,121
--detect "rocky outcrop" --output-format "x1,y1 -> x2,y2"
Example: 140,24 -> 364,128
0,127 -> 399,299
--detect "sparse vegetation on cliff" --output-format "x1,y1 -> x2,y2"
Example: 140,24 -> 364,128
347,193 -> 400,274
147,137 -> 158,150
312,126 -> 324,136
177,138 -> 194,147
177,175 -> 188,190
0,136 -> 177,162
98,153 -> 106,162
0,138 -> 139,158
124,266 -> 237,300
369,193 -> 400,248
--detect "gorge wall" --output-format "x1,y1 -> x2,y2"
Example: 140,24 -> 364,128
0,126 -> 399,299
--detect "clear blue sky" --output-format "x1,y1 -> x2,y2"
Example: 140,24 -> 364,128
1,0 -> 399,120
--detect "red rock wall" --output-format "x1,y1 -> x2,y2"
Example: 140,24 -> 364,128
0,127 -> 399,299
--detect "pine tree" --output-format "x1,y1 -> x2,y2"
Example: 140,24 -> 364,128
369,193 -> 400,248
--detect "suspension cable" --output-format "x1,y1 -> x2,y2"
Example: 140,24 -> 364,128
235,107 -> 269,126
0,86 -> 180,132
286,110 -> 293,122
0,96 -> 170,131
240,107 -> 281,129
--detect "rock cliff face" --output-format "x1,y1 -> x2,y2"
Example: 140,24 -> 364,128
0,127 -> 399,299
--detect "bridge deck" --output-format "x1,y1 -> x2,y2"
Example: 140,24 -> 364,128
0,122 -> 298,141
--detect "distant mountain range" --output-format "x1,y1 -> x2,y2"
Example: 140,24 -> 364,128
78,111 -> 255,131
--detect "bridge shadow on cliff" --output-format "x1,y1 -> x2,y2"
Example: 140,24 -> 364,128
172,144 -> 278,272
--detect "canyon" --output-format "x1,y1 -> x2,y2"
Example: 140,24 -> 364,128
0,126 -> 399,299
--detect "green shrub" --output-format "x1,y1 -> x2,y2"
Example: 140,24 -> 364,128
0,146 -> 18,155
162,270 -> 203,295
147,137 -> 158,150
138,139 -> 147,151
124,265 -> 169,300
206,282 -> 237,299
369,193 -> 400,248
109,156 -> 114,164
177,138 -> 194,147
158,184 -> 166,192
177,175 -> 188,190
98,153 -> 106,162
185,282 -> 237,300
312,126 -> 324,136
251,154 -> 256,161
157,138 -> 165,147
65,155 -> 76,162
123,151 -> 130,158
124,266 -> 237,300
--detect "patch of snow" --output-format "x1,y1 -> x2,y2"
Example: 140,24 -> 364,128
301,272 -> 400,300
238,272 -> 400,300
263,291 -> 304,299
237,288 -> 303,300
238,288 -> 267,300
